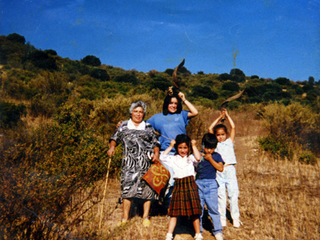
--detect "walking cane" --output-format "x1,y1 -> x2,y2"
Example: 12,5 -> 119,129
99,156 -> 112,229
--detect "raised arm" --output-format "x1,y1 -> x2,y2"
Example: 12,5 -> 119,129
208,111 -> 225,134
191,140 -> 201,161
224,109 -> 235,143
162,140 -> 176,156
204,153 -> 224,172
178,92 -> 198,118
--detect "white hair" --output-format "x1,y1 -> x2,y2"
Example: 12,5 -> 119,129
129,101 -> 147,115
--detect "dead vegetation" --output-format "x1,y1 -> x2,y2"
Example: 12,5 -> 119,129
67,111 -> 320,240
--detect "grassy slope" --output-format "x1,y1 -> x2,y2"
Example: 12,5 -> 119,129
71,111 -> 320,240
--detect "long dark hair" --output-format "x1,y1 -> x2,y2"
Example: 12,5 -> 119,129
162,92 -> 182,115
174,134 -> 193,156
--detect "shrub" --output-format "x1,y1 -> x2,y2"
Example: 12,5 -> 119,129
258,136 -> 293,159
191,85 -> 218,100
7,33 -> 26,44
0,101 -> 26,127
114,73 -> 138,84
0,115 -> 109,239
299,151 -> 317,165
218,73 -> 231,81
90,68 -> 110,81
275,77 -> 291,86
81,55 -> 101,66
221,81 -> 240,92
23,50 -> 58,70
258,102 -> 320,160
44,49 -> 57,56
150,75 -> 171,91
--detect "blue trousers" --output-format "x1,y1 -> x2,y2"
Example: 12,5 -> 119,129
196,179 -> 222,235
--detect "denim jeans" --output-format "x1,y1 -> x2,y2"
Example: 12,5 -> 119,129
196,179 -> 222,235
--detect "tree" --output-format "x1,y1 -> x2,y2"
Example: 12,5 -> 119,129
221,81 -> 240,92
151,75 -> 171,91
191,85 -> 218,100
308,76 -> 315,86
230,68 -> 245,82
218,73 -> 231,81
114,73 -> 138,84
44,49 -> 57,56
275,77 -> 291,86
23,50 -> 58,70
81,55 -> 101,66
7,33 -> 26,44
90,68 -> 110,81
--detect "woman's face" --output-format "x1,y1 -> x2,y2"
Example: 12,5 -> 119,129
168,97 -> 178,114
177,142 -> 189,158
131,106 -> 144,124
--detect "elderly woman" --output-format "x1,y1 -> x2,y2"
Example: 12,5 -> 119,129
107,101 -> 160,227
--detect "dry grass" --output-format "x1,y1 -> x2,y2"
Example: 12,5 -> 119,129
69,111 -> 320,240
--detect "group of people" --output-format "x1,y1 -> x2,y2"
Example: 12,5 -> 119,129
107,91 -> 240,240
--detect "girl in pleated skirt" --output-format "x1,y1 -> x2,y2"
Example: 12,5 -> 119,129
160,134 -> 203,240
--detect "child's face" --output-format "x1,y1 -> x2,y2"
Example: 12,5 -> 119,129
204,147 -> 215,154
177,142 -> 189,157
215,128 -> 227,142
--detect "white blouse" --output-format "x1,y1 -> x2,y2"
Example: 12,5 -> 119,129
160,153 -> 198,179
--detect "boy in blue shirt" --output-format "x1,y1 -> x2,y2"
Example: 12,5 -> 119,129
196,133 -> 224,240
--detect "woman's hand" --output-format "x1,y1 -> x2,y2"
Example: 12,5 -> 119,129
116,120 -> 123,129
178,92 -> 186,102
152,151 -> 160,163
107,148 -> 115,157
107,140 -> 117,157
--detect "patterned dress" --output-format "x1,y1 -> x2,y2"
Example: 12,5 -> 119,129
110,120 -> 160,200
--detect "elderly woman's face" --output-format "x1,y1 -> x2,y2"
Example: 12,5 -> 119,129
131,106 -> 144,124
168,97 -> 178,114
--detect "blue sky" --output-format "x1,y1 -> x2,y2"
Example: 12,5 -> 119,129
1,0 -> 319,81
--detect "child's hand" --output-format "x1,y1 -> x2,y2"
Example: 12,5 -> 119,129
220,109 -> 226,118
204,153 -> 213,161
191,139 -> 197,146
170,140 -> 176,147
222,108 -> 229,117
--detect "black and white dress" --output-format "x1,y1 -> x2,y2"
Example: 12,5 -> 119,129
110,119 -> 160,200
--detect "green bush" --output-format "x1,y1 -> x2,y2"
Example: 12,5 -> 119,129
258,102 -> 320,161
23,50 -> 58,70
114,73 -> 138,84
258,136 -> 293,159
81,55 -> 101,66
0,111 -> 109,239
221,81 -> 240,92
7,33 -> 26,44
90,68 -> 110,81
191,85 -> 218,100
0,101 -> 26,127
299,151 -> 317,165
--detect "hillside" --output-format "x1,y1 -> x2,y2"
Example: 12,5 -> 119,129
0,33 -> 320,239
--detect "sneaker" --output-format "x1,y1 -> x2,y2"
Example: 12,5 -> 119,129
221,218 -> 227,227
116,219 -> 127,227
194,233 -> 203,240
165,233 -> 173,240
233,219 -> 242,228
215,233 -> 224,240
142,219 -> 151,227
